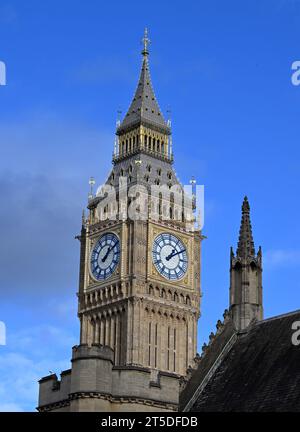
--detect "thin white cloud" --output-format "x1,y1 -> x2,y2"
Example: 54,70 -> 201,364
0,403 -> 24,412
0,112 -> 112,177
264,249 -> 300,268
0,324 -> 76,412
72,56 -> 134,85
48,297 -> 77,319
7,325 -> 77,355
0,351 -> 70,411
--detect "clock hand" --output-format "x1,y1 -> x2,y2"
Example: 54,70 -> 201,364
102,241 -> 119,263
165,249 -> 175,261
166,248 -> 186,261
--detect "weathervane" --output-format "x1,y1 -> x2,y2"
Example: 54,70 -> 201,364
142,28 -> 150,56
116,109 -> 122,128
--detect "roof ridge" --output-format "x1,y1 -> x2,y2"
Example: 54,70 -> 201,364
254,309 -> 300,325
182,333 -> 238,412
144,56 -> 166,123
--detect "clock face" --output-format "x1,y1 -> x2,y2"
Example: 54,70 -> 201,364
152,233 -> 188,281
90,232 -> 120,281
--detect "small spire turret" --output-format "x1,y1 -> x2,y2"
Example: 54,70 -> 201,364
229,197 -> 263,331
236,196 -> 255,259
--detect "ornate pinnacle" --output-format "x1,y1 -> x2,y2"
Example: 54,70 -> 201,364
242,195 -> 250,214
236,196 -> 255,258
142,27 -> 150,57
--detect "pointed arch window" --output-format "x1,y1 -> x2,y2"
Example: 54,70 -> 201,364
167,326 -> 170,370
173,328 -> 176,372
154,323 -> 158,368
148,322 -> 152,366
158,192 -> 162,217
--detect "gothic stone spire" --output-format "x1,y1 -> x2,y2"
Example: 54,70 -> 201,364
229,197 -> 263,331
236,196 -> 255,259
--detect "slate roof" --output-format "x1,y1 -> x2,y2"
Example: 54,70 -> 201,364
117,56 -> 170,135
183,310 -> 300,412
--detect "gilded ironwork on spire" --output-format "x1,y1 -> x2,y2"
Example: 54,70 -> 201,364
142,27 -> 150,57
236,196 -> 256,258
117,29 -> 170,136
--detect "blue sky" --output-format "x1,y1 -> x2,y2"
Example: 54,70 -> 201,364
0,0 -> 300,411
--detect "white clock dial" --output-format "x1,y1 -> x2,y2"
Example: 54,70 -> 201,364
152,233 -> 188,280
90,232 -> 120,281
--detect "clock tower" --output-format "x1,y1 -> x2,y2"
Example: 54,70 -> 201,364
38,29 -> 202,412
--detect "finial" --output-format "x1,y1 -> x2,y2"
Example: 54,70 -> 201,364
189,176 -> 196,186
116,109 -> 122,128
190,176 -> 196,211
88,176 -> 95,200
142,28 -> 150,57
167,108 -> 172,128
169,136 -> 173,158
242,196 -> 250,213
114,136 -> 118,156
237,195 -> 255,258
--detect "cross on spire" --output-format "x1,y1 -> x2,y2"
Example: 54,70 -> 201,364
142,27 -> 150,57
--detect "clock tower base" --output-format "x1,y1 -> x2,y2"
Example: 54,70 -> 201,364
38,344 -> 179,412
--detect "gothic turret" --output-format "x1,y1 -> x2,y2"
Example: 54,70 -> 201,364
229,197 -> 263,331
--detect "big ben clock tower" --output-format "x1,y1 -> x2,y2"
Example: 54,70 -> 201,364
38,29 -> 202,412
